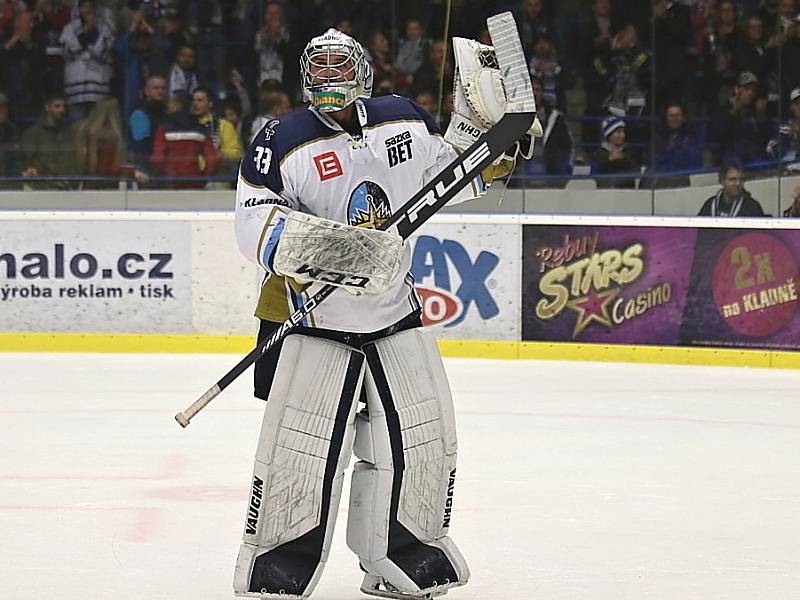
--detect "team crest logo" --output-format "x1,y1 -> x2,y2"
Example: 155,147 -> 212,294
348,181 -> 392,229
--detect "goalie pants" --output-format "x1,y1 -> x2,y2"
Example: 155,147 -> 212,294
253,313 -> 422,402
234,313 -> 469,597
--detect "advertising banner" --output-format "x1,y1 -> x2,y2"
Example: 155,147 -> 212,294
680,229 -> 800,350
191,221 -> 521,340
522,225 -> 800,350
409,222 -> 519,340
0,220 -> 192,333
0,217 -> 520,340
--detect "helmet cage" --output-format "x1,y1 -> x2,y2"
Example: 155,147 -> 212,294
301,30 -> 372,112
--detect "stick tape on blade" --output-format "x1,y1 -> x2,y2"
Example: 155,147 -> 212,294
487,12 -> 536,114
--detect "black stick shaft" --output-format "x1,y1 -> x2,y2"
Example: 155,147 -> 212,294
175,112 -> 534,427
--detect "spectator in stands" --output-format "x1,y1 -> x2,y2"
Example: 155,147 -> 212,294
248,84 -> 291,143
413,90 -> 437,116
114,3 -> 160,117
708,71 -> 770,165
717,1 -> 740,45
694,0 -> 740,112
767,86 -> 800,170
512,75 -> 573,188
168,43 -> 198,98
656,103 -> 701,168
59,0 -> 114,119
183,0 -> 225,95
653,0 -> 692,110
518,0 -> 555,52
644,103 -> 701,188
166,93 -> 187,116
367,30 -> 393,86
760,4 -> 793,110
410,39 -> 453,98
0,91 -> 21,187
395,18 -> 428,92
579,0 -> 620,84
773,0 -> 798,34
733,15 -> 772,83
254,3 -> 297,93
190,86 -> 243,179
698,162 -> 766,215
760,0 -> 797,34
150,94 -> 218,189
226,69 -> 252,130
778,16 -> 800,113
783,184 -> 800,216
528,33 -> 571,113
156,7 -> 192,73
129,74 -> 167,175
21,93 -> 79,189
580,0 -> 622,144
412,89 -> 452,129
221,99 -> 246,154
33,1 -> 71,42
32,0 -> 71,95
0,9 -> 47,125
228,0 -> 261,81
75,97 -> 148,188
594,23 -> 651,118
593,116 -> 640,188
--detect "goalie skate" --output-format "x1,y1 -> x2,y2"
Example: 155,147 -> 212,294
360,574 -> 464,600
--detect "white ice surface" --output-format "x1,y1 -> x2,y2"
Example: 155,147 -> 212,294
1,353 -> 799,600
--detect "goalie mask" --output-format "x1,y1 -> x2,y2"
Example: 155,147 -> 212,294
301,28 -> 373,112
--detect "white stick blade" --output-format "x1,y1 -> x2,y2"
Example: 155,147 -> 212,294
487,12 -> 536,114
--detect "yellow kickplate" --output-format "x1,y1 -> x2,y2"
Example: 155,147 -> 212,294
0,334 -> 797,369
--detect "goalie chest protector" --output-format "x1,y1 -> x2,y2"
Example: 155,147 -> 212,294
238,95 -> 483,333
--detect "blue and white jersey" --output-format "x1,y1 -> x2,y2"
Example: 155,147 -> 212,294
235,95 -> 485,333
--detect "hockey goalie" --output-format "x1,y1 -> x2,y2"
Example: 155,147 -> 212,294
231,19 -> 540,600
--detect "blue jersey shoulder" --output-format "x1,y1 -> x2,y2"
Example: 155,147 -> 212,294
243,109 -> 333,191
250,108 -> 331,159
363,95 -> 441,135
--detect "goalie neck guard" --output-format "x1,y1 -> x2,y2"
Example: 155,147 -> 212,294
300,28 -> 373,112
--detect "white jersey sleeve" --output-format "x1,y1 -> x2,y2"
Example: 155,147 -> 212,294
407,101 -> 487,208
425,133 -> 487,207
235,119 -> 299,274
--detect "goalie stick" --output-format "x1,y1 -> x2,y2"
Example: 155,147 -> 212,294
175,11 -> 535,428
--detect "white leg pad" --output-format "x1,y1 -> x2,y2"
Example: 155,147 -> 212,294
233,334 -> 365,598
353,408 -> 375,463
347,328 -> 470,596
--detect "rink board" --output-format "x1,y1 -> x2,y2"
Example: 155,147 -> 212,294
0,212 -> 519,341
1,212 -> 799,368
522,222 -> 800,351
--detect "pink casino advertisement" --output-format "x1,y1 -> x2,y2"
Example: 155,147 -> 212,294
522,225 -> 800,351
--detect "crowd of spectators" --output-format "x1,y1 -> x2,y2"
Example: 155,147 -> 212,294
1,0 -> 800,191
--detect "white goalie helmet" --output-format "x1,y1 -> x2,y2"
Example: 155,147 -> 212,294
300,28 -> 373,112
